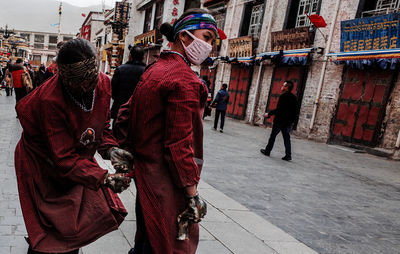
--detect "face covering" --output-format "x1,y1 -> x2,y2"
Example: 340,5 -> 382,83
181,30 -> 213,65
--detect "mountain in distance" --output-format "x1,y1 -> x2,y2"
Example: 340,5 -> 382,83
0,0 -> 111,35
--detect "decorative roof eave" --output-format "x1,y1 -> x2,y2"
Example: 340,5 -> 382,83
204,0 -> 229,8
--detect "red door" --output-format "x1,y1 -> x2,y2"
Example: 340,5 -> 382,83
227,65 -> 252,119
264,66 -> 307,128
200,67 -> 216,96
331,68 -> 394,146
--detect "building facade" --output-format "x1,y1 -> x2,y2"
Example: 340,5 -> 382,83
0,28 -> 73,67
124,0 -> 400,159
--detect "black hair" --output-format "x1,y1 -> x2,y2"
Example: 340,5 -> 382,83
284,80 -> 294,91
57,38 -> 96,65
222,83 -> 228,89
160,8 -> 210,42
16,58 -> 23,64
130,45 -> 145,61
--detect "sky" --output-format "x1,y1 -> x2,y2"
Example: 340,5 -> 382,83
57,0 -> 118,7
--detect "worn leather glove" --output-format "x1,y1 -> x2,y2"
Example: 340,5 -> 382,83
108,147 -> 134,174
177,193 -> 207,240
103,173 -> 131,193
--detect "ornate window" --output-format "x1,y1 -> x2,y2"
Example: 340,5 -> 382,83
249,4 -> 263,38
295,0 -> 320,27
376,0 -> 400,10
359,0 -> 400,17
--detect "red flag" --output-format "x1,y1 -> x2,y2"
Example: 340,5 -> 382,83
81,13 -> 86,17
307,14 -> 327,28
218,28 -> 227,40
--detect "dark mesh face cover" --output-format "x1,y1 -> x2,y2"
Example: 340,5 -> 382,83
58,57 -> 99,89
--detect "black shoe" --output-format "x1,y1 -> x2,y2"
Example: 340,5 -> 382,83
281,155 -> 292,161
260,149 -> 270,156
219,129 -> 223,133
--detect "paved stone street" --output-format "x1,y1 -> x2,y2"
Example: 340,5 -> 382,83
1,91 -> 399,254
201,115 -> 400,254
0,92 -> 316,254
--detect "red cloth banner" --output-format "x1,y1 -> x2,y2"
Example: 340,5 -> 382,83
81,25 -> 91,41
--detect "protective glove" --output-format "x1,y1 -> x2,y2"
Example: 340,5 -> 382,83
103,173 -> 131,193
108,147 -> 134,174
177,193 -> 207,240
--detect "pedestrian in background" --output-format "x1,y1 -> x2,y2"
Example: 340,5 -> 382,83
260,80 -> 298,161
110,45 -> 146,131
10,58 -> 29,103
212,83 -> 229,133
34,64 -> 47,88
14,38 -> 133,254
113,8 -> 219,254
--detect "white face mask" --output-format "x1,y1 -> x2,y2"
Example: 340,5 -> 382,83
181,30 -> 213,65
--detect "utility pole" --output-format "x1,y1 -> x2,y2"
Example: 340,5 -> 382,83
58,1 -> 62,43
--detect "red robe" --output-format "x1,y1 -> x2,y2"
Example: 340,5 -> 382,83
14,72 -> 127,253
115,52 -> 207,254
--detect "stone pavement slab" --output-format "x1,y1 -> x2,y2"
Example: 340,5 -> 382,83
82,156 -> 317,254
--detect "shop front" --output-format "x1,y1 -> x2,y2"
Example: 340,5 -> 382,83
328,13 -> 400,149
226,36 -> 253,120
134,29 -> 162,65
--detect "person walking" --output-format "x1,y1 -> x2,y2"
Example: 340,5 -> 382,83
10,58 -> 29,103
110,45 -> 146,131
14,38 -> 133,254
114,8 -> 222,254
260,80 -> 298,161
212,83 -> 229,133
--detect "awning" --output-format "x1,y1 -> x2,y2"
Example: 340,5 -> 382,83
255,48 -> 313,66
327,48 -> 400,70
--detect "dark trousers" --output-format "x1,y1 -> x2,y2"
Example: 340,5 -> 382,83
5,87 -> 12,96
15,87 -> 27,103
265,124 -> 292,157
214,109 -> 226,130
27,246 -> 79,254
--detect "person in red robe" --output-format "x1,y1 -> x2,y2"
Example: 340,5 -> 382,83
114,9 -> 222,254
14,38 -> 133,254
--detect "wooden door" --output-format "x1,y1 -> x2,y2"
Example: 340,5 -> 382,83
227,65 -> 252,119
200,67 -> 217,97
331,68 -> 395,146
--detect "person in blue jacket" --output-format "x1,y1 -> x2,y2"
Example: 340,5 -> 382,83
212,83 -> 229,133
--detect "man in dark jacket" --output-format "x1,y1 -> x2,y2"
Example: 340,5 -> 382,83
261,80 -> 298,161
212,83 -> 229,133
111,45 -> 145,131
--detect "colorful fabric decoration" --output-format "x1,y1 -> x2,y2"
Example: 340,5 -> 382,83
328,49 -> 400,70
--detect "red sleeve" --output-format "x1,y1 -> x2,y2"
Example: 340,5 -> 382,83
41,103 -> 108,190
164,81 -> 200,188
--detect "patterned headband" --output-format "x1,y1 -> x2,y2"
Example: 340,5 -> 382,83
58,57 -> 98,85
173,13 -> 218,40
